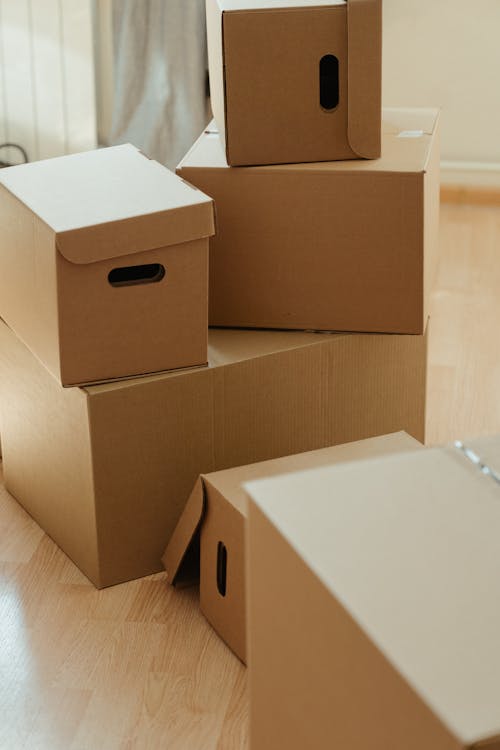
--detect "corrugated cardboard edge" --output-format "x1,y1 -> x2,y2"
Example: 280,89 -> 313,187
55,200 -> 216,265
162,476 -> 206,586
347,0 -> 382,159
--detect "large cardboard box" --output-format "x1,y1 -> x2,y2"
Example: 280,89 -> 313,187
206,0 -> 382,166
0,144 -> 215,386
163,432 -> 422,663
0,319 -> 428,588
246,435 -> 500,750
177,108 -> 440,335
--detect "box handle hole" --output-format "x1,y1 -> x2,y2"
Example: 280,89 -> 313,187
320,54 -> 339,110
216,541 -> 227,597
108,263 -> 165,287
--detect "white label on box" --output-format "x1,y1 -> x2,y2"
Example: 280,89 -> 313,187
397,130 -> 425,138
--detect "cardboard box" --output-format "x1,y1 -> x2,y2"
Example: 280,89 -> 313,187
177,108 -> 440,334
246,435 -> 500,750
206,0 -> 382,166
0,144 -> 215,386
0,318 -> 428,588
163,432 -> 422,663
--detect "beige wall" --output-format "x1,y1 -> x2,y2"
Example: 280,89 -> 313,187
0,0 -> 96,164
383,0 -> 500,183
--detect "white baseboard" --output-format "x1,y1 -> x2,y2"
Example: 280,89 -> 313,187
441,161 -> 500,189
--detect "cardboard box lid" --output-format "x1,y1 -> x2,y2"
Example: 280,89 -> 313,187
178,108 -> 439,175
163,431 -> 422,587
245,435 -> 500,747
213,0 -> 381,159
0,144 -> 215,264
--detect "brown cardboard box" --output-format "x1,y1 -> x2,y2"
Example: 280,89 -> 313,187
207,0 -> 382,166
163,432 -> 422,663
0,319 -> 428,588
0,144 -> 215,386
177,108 -> 440,334
245,435 -> 500,750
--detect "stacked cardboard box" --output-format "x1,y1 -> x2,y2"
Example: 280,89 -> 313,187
163,431 -> 422,662
0,0 -> 434,614
164,0 -> 440,660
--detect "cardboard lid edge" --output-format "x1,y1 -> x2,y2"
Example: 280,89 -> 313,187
55,201 -> 215,264
162,476 -> 206,585
347,0 -> 382,159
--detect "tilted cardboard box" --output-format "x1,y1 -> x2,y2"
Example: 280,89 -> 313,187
177,108 -> 440,335
0,144 -> 215,386
163,432 -> 422,663
245,435 -> 500,750
0,319 -> 427,588
206,0 -> 382,166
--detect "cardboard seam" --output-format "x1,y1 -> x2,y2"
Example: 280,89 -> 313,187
84,393 -> 106,588
211,367 -> 223,469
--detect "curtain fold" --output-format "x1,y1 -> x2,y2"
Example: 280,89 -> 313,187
101,0 -> 208,169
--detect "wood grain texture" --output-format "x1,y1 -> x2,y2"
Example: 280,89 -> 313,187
0,202 -> 499,748
441,185 -> 500,206
427,203 -> 500,444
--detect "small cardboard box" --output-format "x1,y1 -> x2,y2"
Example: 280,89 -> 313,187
206,0 -> 382,166
163,432 -> 422,663
0,318 -> 428,588
0,144 -> 215,386
177,108 -> 440,335
246,435 -> 500,750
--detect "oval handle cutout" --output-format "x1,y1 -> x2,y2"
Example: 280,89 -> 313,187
320,54 -> 339,111
108,263 -> 165,287
216,541 -> 227,597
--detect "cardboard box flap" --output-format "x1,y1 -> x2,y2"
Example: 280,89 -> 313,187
162,477 -> 206,586
0,143 -> 215,264
347,0 -> 382,158
55,201 -> 215,265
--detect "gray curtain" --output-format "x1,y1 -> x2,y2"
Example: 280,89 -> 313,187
103,0 -> 208,169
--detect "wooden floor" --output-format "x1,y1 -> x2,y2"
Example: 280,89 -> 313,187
1,202 -> 500,749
